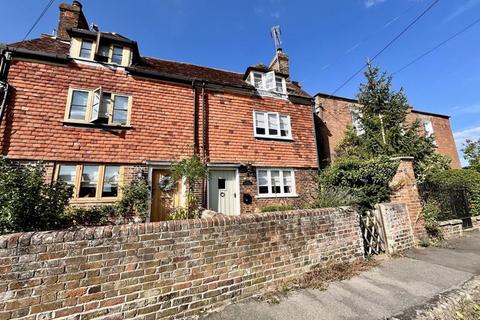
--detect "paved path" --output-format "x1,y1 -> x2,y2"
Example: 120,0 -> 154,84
204,230 -> 480,320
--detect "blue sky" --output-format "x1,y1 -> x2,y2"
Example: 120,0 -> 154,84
1,0 -> 480,165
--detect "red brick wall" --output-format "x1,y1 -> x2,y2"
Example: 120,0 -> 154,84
0,208 -> 364,319
408,111 -> 461,168
205,92 -> 317,168
1,60 -> 194,163
316,95 -> 460,168
389,158 -> 426,239
1,59 -> 317,170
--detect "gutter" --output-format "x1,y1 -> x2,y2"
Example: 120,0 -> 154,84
2,46 -> 69,63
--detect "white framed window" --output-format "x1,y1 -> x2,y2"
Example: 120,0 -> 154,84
254,111 -> 292,140
257,169 -> 296,197
423,120 -> 437,145
351,109 -> 365,136
56,164 -> 122,201
79,40 -> 93,59
249,71 -> 286,94
65,87 -> 132,126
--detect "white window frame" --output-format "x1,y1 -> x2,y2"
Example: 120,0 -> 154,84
71,37 -> 131,66
249,71 -> 287,95
64,87 -> 133,126
256,168 -> 297,198
423,120 -> 437,145
350,107 -> 365,136
253,111 -> 292,140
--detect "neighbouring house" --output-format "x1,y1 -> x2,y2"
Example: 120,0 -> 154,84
0,1 -> 319,220
314,93 -> 461,168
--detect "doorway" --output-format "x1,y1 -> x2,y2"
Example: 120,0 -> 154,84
208,169 -> 239,215
151,169 -> 183,221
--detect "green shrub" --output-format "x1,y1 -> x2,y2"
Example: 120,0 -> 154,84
62,205 -> 117,227
0,159 -> 72,234
319,156 -> 399,212
427,169 -> 480,216
311,187 -> 358,209
260,204 -> 294,213
422,199 -> 442,238
116,178 -> 150,221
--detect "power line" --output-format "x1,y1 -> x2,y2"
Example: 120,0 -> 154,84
393,16 -> 480,75
328,0 -> 440,97
17,0 -> 56,47
320,2 -> 421,73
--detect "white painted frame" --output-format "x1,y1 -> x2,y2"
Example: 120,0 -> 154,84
256,168 -> 297,198
249,71 -> 287,95
253,111 -> 293,140
206,166 -> 240,216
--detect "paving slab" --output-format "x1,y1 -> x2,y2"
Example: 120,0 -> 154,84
203,230 -> 480,320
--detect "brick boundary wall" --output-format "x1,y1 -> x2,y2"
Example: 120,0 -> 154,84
438,219 -> 463,239
375,203 -> 415,253
0,208 -> 364,320
389,157 -> 427,239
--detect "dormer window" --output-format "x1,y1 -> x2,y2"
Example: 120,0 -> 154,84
70,37 -> 130,67
249,71 -> 287,95
79,40 -> 93,59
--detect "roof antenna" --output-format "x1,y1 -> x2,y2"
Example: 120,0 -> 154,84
271,25 -> 282,50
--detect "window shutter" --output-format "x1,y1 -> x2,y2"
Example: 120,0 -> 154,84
90,87 -> 102,122
264,71 -> 276,91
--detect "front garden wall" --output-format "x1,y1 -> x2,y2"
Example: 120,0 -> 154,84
0,207 -> 364,319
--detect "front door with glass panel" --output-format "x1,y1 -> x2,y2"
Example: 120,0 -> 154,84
208,170 -> 237,215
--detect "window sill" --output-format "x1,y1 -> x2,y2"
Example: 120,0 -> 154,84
255,194 -> 299,199
63,121 -> 133,130
254,89 -> 288,99
254,135 -> 293,142
70,197 -> 118,204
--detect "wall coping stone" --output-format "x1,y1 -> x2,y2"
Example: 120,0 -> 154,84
438,219 -> 463,226
0,207 -> 353,249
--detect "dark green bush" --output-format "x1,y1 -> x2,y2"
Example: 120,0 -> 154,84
62,205 -> 117,227
319,156 -> 399,212
0,159 -> 72,234
310,187 -> 359,209
116,177 -> 150,221
427,169 -> 480,217
260,204 -> 294,213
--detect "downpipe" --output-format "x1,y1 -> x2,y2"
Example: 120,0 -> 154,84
0,51 -> 11,126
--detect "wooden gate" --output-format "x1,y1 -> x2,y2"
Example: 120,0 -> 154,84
360,210 -> 386,256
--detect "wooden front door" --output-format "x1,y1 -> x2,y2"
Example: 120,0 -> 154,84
151,169 -> 182,221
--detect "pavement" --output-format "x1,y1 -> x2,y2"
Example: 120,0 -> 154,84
203,230 -> 480,320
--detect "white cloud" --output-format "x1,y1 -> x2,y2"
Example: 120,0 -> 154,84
365,0 -> 385,8
445,0 -> 480,22
451,103 -> 480,116
454,126 -> 480,167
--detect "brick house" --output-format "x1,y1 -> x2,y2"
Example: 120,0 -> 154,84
314,93 -> 461,168
0,1 -> 318,220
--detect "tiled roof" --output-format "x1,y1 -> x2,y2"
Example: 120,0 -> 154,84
6,37 -> 312,99
8,37 -> 70,56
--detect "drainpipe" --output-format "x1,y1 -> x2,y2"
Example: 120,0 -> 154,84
192,80 -> 198,155
201,81 -> 207,207
0,50 -> 11,126
311,98 -> 321,172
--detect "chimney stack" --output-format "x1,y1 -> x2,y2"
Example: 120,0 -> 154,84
269,48 -> 290,78
57,1 -> 89,40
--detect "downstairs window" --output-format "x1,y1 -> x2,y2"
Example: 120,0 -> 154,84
257,169 -> 296,197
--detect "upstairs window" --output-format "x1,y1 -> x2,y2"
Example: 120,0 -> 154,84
65,87 -> 132,126
423,120 -> 437,145
79,40 -> 93,59
351,109 -> 365,136
250,71 -> 286,94
111,46 -> 124,64
72,37 -> 129,66
254,111 -> 292,140
257,169 -> 296,197
56,164 -> 121,201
